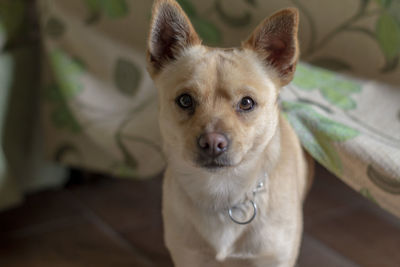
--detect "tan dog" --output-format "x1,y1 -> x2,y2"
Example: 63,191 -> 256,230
147,0 -> 313,266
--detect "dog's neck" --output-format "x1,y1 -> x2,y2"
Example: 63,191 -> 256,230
170,119 -> 282,212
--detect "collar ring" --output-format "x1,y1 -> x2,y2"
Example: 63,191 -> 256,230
228,200 -> 257,225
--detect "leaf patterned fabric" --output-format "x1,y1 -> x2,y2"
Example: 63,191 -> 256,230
0,0 -> 399,216
281,64 -> 400,216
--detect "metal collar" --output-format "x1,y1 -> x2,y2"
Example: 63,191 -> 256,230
227,174 -> 267,225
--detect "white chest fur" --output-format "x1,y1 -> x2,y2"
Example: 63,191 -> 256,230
163,172 -> 299,264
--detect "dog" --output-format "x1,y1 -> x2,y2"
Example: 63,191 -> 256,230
146,0 -> 313,266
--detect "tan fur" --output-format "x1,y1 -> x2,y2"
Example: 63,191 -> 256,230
243,8 -> 300,87
147,0 -> 201,76
147,1 -> 314,266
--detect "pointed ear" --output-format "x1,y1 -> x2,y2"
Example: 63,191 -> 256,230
147,0 -> 201,76
243,8 -> 299,86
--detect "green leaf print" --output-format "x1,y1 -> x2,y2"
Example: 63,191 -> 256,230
84,0 -> 101,24
45,84 -> 82,133
50,49 -> 85,99
177,0 -> 197,17
376,13 -> 400,60
100,0 -> 129,18
191,17 -> 221,45
175,0 -> 222,45
282,102 -> 359,141
84,0 -> 101,13
293,64 -> 335,91
310,114 -> 359,142
373,0 -> 392,8
114,58 -> 142,96
334,79 -> 362,94
47,50 -> 85,133
293,64 -> 362,110
283,110 -> 343,175
43,83 -> 63,102
282,101 -> 359,175
320,87 -> 356,110
51,105 -> 81,133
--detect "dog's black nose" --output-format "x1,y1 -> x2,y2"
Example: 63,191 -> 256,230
198,133 -> 229,157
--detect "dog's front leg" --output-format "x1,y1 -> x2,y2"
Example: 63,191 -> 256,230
166,240 -> 221,267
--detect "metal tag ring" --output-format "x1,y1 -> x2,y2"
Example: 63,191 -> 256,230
228,200 -> 257,225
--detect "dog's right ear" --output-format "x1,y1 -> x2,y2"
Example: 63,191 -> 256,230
147,0 -> 201,76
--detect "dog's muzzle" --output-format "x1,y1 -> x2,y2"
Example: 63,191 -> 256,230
196,132 -> 231,169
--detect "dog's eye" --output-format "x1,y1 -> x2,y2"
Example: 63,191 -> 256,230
176,94 -> 193,109
238,97 -> 255,111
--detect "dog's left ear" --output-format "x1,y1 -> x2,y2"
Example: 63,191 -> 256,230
147,0 -> 201,76
243,8 -> 299,86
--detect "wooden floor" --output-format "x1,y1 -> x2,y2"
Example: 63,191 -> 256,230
0,164 -> 399,267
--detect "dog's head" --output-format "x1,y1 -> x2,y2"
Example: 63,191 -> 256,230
147,0 -> 299,171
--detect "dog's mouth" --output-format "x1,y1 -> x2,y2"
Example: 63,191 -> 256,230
196,154 -> 233,170
203,161 -> 230,169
